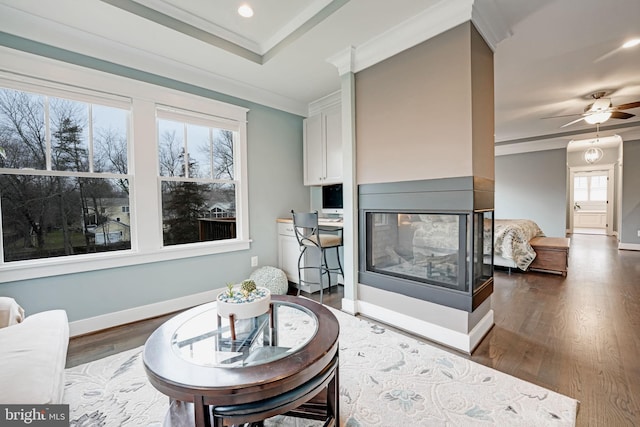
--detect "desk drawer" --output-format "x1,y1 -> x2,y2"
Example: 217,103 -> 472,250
278,222 -> 295,236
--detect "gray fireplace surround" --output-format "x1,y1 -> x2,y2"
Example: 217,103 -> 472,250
358,176 -> 494,312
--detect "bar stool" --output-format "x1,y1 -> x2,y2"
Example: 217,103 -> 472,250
291,210 -> 343,304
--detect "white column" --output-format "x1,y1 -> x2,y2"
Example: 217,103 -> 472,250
328,46 -> 358,313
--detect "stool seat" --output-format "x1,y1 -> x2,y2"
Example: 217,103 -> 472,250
305,234 -> 342,248
211,355 -> 339,426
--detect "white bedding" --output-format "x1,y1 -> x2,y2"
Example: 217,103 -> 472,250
490,219 -> 545,270
410,216 -> 545,272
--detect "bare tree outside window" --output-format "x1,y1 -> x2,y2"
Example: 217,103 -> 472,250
158,117 -> 237,246
0,87 -> 131,262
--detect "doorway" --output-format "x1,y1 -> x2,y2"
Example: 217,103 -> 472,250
569,165 -> 614,236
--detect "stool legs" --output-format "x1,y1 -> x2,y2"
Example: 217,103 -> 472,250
297,246 -> 342,305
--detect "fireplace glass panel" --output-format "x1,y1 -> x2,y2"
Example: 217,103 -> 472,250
366,213 -> 466,292
475,211 -> 494,292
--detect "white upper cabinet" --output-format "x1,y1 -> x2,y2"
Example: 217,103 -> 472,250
303,96 -> 342,186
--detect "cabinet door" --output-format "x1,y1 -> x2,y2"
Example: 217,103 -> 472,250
303,114 -> 324,186
323,106 -> 343,184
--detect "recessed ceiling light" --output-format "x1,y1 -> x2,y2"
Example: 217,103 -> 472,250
622,38 -> 640,49
238,4 -> 254,18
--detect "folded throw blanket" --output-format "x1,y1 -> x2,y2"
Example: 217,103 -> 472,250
0,297 -> 25,328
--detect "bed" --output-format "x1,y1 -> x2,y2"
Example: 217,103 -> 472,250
376,216 -> 545,279
489,219 -> 546,271
410,216 -> 545,272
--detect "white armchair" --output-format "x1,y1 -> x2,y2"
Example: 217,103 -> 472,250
0,297 -> 69,404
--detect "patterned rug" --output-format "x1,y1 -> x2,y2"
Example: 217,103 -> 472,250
64,308 -> 578,426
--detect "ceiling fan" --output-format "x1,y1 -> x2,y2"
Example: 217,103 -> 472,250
555,91 -> 640,128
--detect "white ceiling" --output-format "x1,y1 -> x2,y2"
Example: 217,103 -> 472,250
1,0 -> 639,153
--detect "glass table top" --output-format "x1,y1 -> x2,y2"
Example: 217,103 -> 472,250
171,300 -> 318,368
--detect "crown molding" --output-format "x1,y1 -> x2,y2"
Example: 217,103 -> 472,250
308,90 -> 341,116
471,0 -> 512,51
0,4 -> 308,116
328,0 -> 474,76
326,46 -> 356,76
327,0 -> 512,77
124,0 -> 262,53
355,0 -> 474,74
495,139 -> 569,156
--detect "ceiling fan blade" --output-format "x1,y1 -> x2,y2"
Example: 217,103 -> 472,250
615,101 -> 640,110
541,113 -> 584,119
560,117 -> 586,128
610,111 -> 635,119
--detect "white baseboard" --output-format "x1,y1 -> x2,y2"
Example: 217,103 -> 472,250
68,289 -> 222,337
619,242 -> 640,251
356,300 -> 494,354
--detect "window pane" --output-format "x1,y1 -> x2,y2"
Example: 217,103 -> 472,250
161,181 -> 236,246
50,97 -> 90,172
1,175 -> 131,262
158,119 -> 185,177
574,176 -> 588,201
367,213 -> 462,290
187,124 -> 212,178
590,175 -> 607,201
0,88 -> 46,169
213,129 -> 234,179
93,105 -> 129,175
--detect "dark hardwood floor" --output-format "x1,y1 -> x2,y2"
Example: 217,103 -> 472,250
472,233 -> 640,427
66,234 -> 640,426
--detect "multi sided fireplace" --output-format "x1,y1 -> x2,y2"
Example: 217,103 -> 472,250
359,177 -> 494,312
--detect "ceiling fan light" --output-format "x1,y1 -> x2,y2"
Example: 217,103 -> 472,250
584,146 -> 603,164
584,111 -> 612,124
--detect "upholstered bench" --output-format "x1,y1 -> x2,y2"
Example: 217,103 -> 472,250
529,237 -> 570,276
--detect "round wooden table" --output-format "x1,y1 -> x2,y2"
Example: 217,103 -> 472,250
143,295 -> 339,427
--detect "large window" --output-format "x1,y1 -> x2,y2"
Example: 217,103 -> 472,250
0,86 -> 131,262
157,109 -> 238,246
0,56 -> 249,282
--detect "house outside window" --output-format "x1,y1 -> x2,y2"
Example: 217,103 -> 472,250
157,108 -> 239,246
0,85 -> 131,262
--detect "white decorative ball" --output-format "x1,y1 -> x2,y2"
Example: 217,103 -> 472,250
250,266 -> 289,295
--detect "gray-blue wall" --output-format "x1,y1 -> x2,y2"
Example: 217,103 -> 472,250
0,37 -> 310,321
621,139 -> 640,245
495,148 -> 567,237
497,143 -> 640,246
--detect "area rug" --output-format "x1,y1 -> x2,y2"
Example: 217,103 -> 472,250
64,308 -> 578,426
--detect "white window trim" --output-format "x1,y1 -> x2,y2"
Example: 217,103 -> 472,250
0,48 -> 250,283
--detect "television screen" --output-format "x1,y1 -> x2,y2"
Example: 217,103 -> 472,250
322,184 -> 343,214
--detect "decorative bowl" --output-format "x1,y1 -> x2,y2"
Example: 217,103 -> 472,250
216,286 -> 271,319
